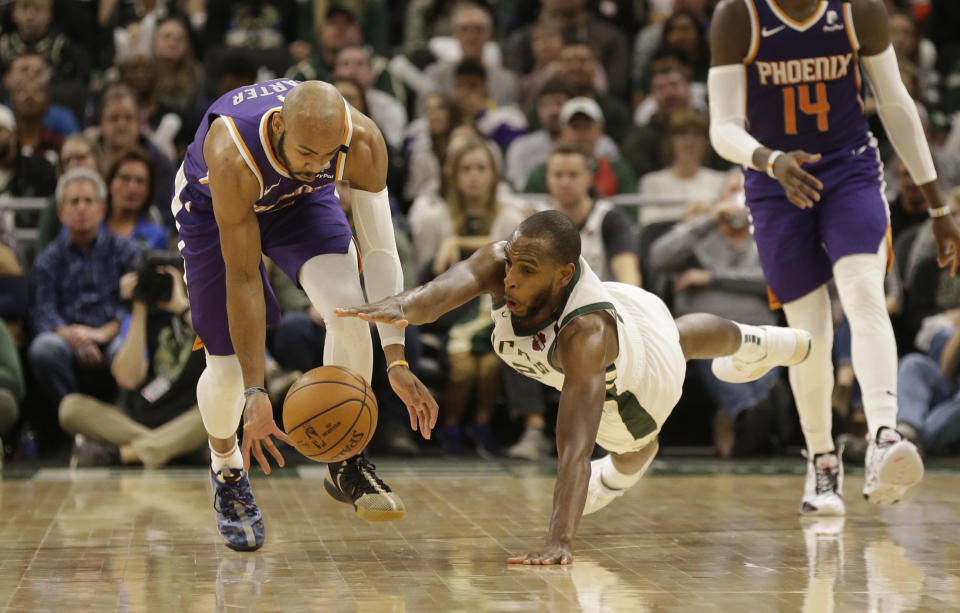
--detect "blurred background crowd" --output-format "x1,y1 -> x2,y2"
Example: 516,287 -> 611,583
1,0 -> 960,469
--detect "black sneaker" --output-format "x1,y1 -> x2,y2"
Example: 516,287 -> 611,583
69,434 -> 120,469
211,468 -> 265,551
324,454 -> 406,522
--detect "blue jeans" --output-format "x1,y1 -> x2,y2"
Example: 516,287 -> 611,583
692,360 -> 781,418
897,352 -> 960,453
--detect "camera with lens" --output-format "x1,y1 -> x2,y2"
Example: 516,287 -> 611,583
133,250 -> 183,304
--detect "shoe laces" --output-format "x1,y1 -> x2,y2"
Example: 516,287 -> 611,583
813,454 -> 839,495
875,427 -> 901,449
336,455 -> 391,496
214,470 -> 257,516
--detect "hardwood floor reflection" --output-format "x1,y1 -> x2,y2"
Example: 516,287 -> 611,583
1,462 -> 958,612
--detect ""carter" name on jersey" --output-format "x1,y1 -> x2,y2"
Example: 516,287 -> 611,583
755,53 -> 854,86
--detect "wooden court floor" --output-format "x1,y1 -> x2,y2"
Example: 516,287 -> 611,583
1,459 -> 958,612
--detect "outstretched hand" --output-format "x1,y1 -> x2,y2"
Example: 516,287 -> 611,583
387,366 -> 438,439
241,392 -> 291,474
335,297 -> 408,329
507,543 -> 573,566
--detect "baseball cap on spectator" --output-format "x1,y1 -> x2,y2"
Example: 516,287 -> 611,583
327,2 -> 360,22
559,97 -> 603,125
0,106 -> 14,131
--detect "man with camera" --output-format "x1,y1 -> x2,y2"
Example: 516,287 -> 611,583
649,195 -> 787,456
58,251 -> 208,468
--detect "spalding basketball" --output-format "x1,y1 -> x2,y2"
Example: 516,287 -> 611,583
282,365 -> 378,463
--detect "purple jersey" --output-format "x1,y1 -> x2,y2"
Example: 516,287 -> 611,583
177,78 -> 353,220
744,0 -> 868,154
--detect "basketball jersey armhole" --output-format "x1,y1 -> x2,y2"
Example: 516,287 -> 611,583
842,2 -> 860,52
222,116 -> 265,199
335,96 -> 355,181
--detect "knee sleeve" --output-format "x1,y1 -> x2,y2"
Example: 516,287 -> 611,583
299,247 -> 373,380
196,353 -> 245,439
834,251 -> 899,436
782,285 -> 836,454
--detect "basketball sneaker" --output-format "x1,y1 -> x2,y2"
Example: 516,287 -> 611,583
800,450 -> 845,516
583,456 -> 626,516
324,454 -> 406,522
712,326 -> 812,383
863,427 -> 924,505
211,467 -> 265,551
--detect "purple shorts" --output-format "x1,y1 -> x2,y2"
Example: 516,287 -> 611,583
177,184 -> 352,356
744,137 -> 889,306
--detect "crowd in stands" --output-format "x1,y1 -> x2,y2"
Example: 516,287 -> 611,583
1,0 -> 960,467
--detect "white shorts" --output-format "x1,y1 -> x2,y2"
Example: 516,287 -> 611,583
594,284 -> 687,455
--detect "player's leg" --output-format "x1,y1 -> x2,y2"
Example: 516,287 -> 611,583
834,247 -> 923,503
298,243 -> 374,380
175,199 -> 275,551
820,144 -> 923,505
584,438 -> 658,516
675,312 -> 811,379
263,187 -> 403,521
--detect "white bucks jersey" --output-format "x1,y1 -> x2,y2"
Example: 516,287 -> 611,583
490,257 -> 685,446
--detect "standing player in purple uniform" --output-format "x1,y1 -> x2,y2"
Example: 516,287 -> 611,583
172,79 -> 438,550
708,0 -> 960,515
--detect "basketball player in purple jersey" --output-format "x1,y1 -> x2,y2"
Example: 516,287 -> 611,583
172,79 -> 438,550
708,0 -> 960,515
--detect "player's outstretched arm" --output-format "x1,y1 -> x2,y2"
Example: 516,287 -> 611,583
206,119 -> 290,473
336,240 -> 508,328
508,313 -> 615,566
853,0 -> 960,275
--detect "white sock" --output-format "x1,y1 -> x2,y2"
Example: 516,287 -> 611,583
783,286 -> 836,455
733,322 -> 767,362
210,437 -> 243,472
834,251 -> 899,439
600,455 -> 645,490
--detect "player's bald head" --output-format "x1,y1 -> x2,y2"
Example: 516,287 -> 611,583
281,80 -> 345,138
272,80 -> 348,182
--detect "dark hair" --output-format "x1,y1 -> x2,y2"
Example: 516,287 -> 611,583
105,147 -> 155,219
547,142 -> 593,167
650,46 -> 693,70
538,78 -> 574,100
662,10 -> 709,67
516,210 -> 581,266
333,76 -> 369,115
219,52 -> 257,81
454,58 -> 487,81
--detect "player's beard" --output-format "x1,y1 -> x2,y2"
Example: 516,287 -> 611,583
277,132 -> 313,182
514,285 -> 554,327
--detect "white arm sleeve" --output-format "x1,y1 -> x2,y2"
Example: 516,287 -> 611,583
708,64 -> 764,170
351,187 -> 406,347
861,44 -> 937,185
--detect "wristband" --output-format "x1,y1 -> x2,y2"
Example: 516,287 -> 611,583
929,205 -> 951,218
243,386 -> 268,397
387,359 -> 409,374
766,150 -> 784,180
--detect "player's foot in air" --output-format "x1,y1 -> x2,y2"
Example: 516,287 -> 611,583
800,450 -> 845,516
211,467 -> 265,551
712,326 -> 812,383
863,427 -> 924,505
325,453 -> 406,521
583,455 -> 627,516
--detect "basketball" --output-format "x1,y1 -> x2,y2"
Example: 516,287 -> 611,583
282,365 -> 378,463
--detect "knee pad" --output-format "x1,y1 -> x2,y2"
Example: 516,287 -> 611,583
834,253 -> 889,329
196,353 -> 245,439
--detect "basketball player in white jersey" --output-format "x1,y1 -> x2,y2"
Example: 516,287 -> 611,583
336,210 -> 813,564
